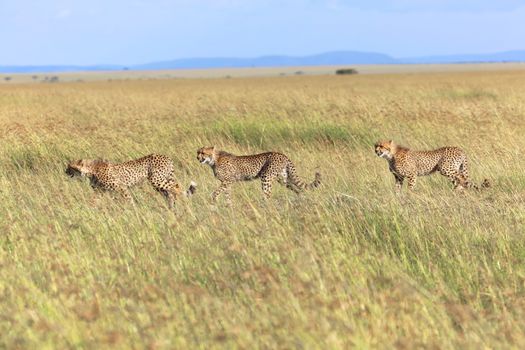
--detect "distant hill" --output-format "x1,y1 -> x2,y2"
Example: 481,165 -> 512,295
1,50 -> 525,73
133,51 -> 397,70
401,50 -> 525,64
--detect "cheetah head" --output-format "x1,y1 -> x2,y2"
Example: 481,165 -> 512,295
374,140 -> 396,160
197,146 -> 217,166
65,159 -> 95,177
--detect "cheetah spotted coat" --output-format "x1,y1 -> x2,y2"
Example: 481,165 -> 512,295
197,146 -> 321,204
66,154 -> 196,207
374,140 -> 490,191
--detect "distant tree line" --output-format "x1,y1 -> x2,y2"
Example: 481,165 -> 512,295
1,75 -> 61,83
335,68 -> 358,75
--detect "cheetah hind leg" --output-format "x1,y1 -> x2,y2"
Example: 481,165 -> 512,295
457,157 -> 490,190
278,169 -> 301,194
457,161 -> 473,189
166,181 -> 197,204
161,182 -> 197,209
154,187 -> 175,208
153,180 -> 180,209
167,183 -> 185,208
164,189 -> 176,209
443,170 -> 466,191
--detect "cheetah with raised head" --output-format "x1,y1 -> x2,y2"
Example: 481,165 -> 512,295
197,146 -> 321,204
66,154 -> 196,207
374,140 -> 490,192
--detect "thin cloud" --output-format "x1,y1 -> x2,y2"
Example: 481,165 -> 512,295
333,0 -> 525,13
56,9 -> 72,19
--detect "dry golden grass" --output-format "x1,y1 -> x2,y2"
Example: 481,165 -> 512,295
0,70 -> 524,348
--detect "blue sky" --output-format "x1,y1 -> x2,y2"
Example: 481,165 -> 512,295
1,0 -> 524,65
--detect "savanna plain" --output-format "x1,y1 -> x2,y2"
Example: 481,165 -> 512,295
0,69 -> 524,349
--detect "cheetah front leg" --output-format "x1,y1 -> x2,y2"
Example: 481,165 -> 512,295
212,181 -> 233,205
393,174 -> 404,193
406,175 -> 417,190
115,185 -> 133,203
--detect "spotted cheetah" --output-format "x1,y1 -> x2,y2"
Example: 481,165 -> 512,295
374,140 -> 490,192
66,154 -> 196,207
197,146 -> 321,204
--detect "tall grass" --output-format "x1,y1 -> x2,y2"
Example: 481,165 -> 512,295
0,72 -> 524,348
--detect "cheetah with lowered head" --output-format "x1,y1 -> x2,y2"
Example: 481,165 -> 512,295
197,146 -> 321,204
66,154 -> 196,207
374,140 -> 490,192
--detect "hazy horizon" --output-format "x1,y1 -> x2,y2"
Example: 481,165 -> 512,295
1,0 -> 524,66
2,49 -> 524,68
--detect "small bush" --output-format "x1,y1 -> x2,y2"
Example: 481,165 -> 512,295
335,68 -> 358,75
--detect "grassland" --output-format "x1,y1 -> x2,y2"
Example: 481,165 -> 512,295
0,69 -> 524,348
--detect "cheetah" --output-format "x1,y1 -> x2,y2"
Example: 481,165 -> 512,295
66,154 -> 197,207
197,146 -> 321,204
374,140 -> 490,192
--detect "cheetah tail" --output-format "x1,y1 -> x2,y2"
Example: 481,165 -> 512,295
186,181 -> 197,197
310,172 -> 322,190
287,163 -> 321,190
471,178 -> 491,190
479,178 -> 491,189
